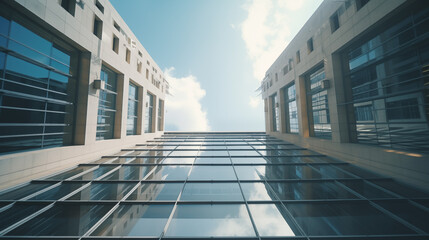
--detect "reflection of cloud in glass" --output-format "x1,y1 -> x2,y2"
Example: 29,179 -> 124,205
249,204 -> 296,236
165,204 -> 255,237
242,182 -> 273,200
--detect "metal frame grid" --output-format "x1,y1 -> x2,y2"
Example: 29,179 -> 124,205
1,132 -> 429,239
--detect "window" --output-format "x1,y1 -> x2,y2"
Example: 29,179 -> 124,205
284,83 -> 299,133
330,11 -> 340,33
112,34 -> 119,53
127,83 -> 139,135
289,59 -> 293,70
125,48 -> 130,63
113,21 -> 120,31
96,65 -> 118,140
283,65 -> 289,75
158,99 -> 164,131
95,0 -> 104,13
147,60 -> 150,65
271,94 -> 279,132
138,51 -> 143,57
386,98 -> 420,120
144,92 -> 154,133
146,69 -> 149,79
137,60 -> 142,73
275,73 -> 278,82
356,0 -> 370,11
0,17 -> 76,153
355,105 -> 374,121
61,0 -> 76,16
307,66 -> 331,139
296,50 -> 301,63
93,15 -> 103,39
307,38 -> 314,53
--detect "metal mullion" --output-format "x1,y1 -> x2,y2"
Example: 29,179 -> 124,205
228,142 -> 261,239
158,145 -> 198,239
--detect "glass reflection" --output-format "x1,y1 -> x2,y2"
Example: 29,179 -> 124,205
0,203 -> 48,231
146,166 -> 191,180
162,157 -> 195,164
127,183 -> 183,201
44,166 -> 96,180
194,157 -> 231,164
0,183 -> 52,200
67,183 -> 135,200
231,157 -> 267,164
286,202 -> 415,235
165,204 -> 255,237
91,204 -> 173,237
241,182 -> 274,200
339,180 -> 396,199
269,181 -> 358,200
102,166 -> 154,180
248,204 -> 299,236
6,203 -> 114,236
181,183 -> 243,201
229,150 -> 260,156
198,151 -> 229,157
29,183 -> 86,200
188,166 -> 237,180
234,166 -> 266,180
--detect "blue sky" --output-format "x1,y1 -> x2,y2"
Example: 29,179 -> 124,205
110,0 -> 323,131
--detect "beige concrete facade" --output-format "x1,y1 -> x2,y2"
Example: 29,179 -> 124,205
0,0 -> 167,190
262,0 -> 429,191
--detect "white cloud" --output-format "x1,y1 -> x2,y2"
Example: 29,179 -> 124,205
164,68 -> 210,131
240,0 -> 297,81
249,96 -> 262,108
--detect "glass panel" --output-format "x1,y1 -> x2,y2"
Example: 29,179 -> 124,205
231,157 -> 268,164
369,179 -> 429,198
162,157 -> 195,164
29,183 -> 86,200
44,166 -> 95,180
194,157 -> 231,164
248,204 -> 300,236
181,183 -> 243,201
102,166 -> 154,181
165,204 -> 256,237
0,183 -> 52,200
0,203 -> 48,231
146,166 -> 191,180
71,166 -> 116,181
339,180 -> 397,199
198,151 -> 229,157
310,165 -> 355,179
286,202 -> 415,235
67,183 -> 136,200
229,150 -> 260,156
235,166 -> 267,180
91,204 -> 173,237
6,203 -> 114,236
127,183 -> 183,201
241,182 -> 274,201
188,166 -> 236,180
375,200 -> 429,232
269,181 -> 358,200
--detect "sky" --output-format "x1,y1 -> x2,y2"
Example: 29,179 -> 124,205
110,0 -> 323,132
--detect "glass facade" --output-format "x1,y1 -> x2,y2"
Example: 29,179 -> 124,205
144,92 -> 154,133
307,66 -> 331,139
96,65 -> 118,140
283,83 -> 299,133
346,4 -> 429,152
1,132 -> 428,239
0,16 -> 75,153
157,99 -> 163,131
127,82 -> 138,135
271,93 -> 279,132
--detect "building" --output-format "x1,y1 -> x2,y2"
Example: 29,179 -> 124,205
0,0 -> 167,190
1,0 -> 429,238
261,0 -> 429,191
0,132 -> 429,239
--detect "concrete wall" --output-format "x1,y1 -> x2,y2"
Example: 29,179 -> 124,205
261,0 -> 429,191
0,0 -> 166,190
